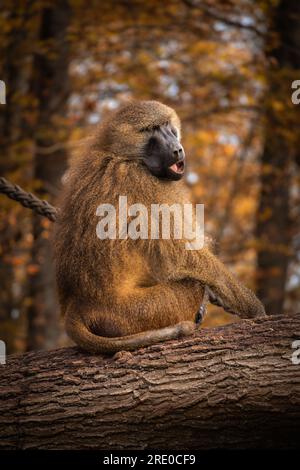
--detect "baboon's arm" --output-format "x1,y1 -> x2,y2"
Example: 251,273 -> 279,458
171,247 -> 266,318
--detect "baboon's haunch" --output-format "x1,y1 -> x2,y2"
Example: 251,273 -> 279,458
54,100 -> 265,354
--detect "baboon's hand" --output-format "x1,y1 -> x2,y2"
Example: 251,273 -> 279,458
246,295 -> 267,318
208,285 -> 266,319
235,285 -> 267,318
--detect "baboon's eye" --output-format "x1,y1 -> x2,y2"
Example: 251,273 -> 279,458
139,125 -> 159,133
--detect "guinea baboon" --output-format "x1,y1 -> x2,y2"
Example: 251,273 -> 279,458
54,100 -> 265,354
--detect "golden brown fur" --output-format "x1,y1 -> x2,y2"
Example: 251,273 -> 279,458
54,100 -> 265,354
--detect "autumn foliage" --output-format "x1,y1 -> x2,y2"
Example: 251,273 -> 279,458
0,0 -> 299,353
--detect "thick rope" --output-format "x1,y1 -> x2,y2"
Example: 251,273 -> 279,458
0,177 -> 58,222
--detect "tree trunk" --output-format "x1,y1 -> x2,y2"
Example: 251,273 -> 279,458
256,0 -> 300,314
0,1 -> 38,352
0,314 -> 299,450
27,1 -> 71,350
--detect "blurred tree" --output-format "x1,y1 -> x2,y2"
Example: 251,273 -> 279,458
0,0 -> 39,352
27,0 -> 71,350
256,0 -> 300,314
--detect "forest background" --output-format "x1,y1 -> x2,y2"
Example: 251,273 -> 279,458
0,0 -> 299,353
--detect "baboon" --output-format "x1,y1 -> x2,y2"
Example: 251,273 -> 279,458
54,100 -> 265,354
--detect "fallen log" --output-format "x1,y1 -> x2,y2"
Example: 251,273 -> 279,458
0,314 -> 299,449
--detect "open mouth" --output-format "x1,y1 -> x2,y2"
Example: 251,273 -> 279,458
169,159 -> 185,175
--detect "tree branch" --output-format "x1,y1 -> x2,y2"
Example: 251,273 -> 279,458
0,314 -> 299,449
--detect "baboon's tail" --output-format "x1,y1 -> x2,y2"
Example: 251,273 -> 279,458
65,312 -> 196,355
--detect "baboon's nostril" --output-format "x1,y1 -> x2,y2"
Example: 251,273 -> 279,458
174,147 -> 183,159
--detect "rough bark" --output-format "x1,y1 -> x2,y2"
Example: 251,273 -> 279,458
0,314 -> 299,450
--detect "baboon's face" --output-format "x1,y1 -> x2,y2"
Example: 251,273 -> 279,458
142,122 -> 185,181
100,101 -> 185,180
